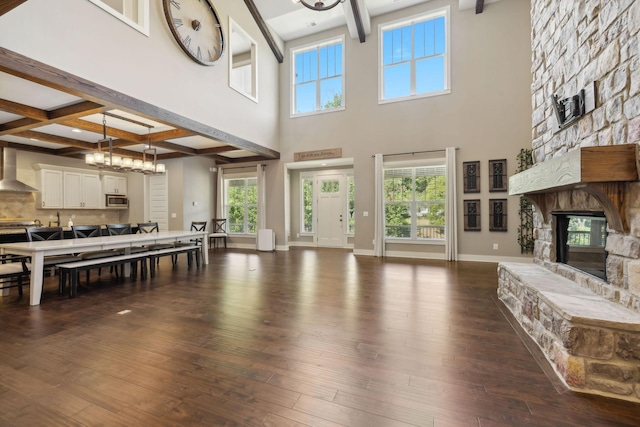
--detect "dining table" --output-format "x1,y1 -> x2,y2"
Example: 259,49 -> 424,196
0,230 -> 209,306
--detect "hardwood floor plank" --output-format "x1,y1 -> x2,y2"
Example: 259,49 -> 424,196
0,249 -> 638,426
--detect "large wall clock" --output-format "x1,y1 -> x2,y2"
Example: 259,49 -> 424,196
162,0 -> 224,66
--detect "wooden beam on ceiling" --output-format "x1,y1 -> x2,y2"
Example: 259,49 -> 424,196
243,0 -> 284,64
0,0 -> 27,17
61,117 -> 147,143
14,130 -> 144,159
196,145 -> 240,155
0,139 -> 57,155
349,0 -> 366,43
0,46 -> 280,159
0,100 -> 106,135
0,98 -> 48,120
476,0 -> 484,14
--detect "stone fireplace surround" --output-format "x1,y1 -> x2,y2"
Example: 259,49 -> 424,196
498,145 -> 640,403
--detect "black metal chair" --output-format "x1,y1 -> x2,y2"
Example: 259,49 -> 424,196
106,223 -> 148,278
25,226 -> 81,295
0,254 -> 30,298
208,218 -> 228,248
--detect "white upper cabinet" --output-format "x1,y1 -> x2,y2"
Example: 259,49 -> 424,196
63,171 -> 101,209
103,175 -> 127,195
35,168 -> 63,209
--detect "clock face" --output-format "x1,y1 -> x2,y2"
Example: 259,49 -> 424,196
163,0 -> 224,66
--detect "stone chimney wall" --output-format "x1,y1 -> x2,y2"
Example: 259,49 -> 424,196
529,0 -> 640,311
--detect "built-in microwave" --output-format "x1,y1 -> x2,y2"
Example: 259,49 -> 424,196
105,194 -> 128,208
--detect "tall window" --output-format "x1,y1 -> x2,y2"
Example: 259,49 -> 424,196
347,175 -> 355,235
292,37 -> 344,116
301,177 -> 314,233
384,165 -> 446,239
379,7 -> 450,103
225,177 -> 257,234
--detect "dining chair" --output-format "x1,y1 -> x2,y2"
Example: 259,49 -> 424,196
174,221 -> 206,266
209,219 -> 227,248
136,222 -> 177,266
0,254 -> 30,298
25,226 -> 81,295
106,223 -> 148,279
71,225 -> 119,285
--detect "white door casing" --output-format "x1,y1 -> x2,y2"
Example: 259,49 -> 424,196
145,173 -> 169,231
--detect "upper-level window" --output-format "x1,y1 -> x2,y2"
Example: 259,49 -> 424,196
291,36 -> 345,117
88,0 -> 149,36
379,7 -> 450,104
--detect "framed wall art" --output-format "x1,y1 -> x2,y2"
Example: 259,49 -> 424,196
463,161 -> 480,193
489,159 -> 507,192
464,199 -> 481,231
489,199 -> 508,231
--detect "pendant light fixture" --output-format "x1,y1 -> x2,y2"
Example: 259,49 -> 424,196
85,113 -> 165,175
294,0 -> 346,12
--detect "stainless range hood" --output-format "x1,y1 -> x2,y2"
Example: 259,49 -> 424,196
0,148 -> 39,192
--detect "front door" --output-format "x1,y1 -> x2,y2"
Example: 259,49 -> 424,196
317,175 -> 344,247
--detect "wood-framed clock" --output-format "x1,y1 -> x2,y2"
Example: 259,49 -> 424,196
162,0 -> 224,66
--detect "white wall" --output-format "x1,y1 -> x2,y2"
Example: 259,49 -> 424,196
0,0 -> 280,152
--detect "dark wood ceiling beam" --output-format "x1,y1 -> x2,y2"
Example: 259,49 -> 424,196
196,145 -> 239,155
0,46 -> 280,159
148,128 -> 193,142
0,98 -> 48,120
48,100 -> 104,120
15,130 -> 144,159
225,155 -> 269,163
61,117 -> 144,142
151,140 -> 198,155
476,0 -> 484,14
0,117 -> 40,135
0,0 -> 27,17
0,139 -> 57,155
243,0 -> 284,64
0,100 -> 106,135
349,0 -> 366,43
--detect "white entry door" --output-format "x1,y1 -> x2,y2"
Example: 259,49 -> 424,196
146,173 -> 169,231
317,175 -> 344,247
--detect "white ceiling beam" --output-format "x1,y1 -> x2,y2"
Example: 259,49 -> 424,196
344,0 -> 370,42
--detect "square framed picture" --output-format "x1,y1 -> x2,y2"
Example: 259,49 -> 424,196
489,159 -> 507,192
463,161 -> 480,193
464,199 -> 481,231
489,199 -> 508,231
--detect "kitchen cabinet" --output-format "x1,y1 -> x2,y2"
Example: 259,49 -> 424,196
63,171 -> 101,209
102,175 -> 127,195
35,168 -> 63,209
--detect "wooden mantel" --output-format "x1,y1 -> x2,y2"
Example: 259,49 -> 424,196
509,144 -> 639,232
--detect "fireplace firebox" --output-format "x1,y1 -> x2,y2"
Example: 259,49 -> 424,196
554,212 -> 607,280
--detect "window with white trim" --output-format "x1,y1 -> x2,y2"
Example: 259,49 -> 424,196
379,7 -> 450,103
224,176 -> 257,234
301,176 -> 314,233
384,164 -> 446,240
292,36 -> 344,116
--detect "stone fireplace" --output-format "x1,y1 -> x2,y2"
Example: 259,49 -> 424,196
497,0 -> 640,403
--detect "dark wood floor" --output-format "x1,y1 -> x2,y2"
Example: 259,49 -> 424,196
0,248 -> 639,427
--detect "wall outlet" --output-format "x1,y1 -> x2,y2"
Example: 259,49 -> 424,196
363,211 -> 369,217
171,213 -> 177,218
493,243 -> 499,250
71,214 -> 76,219
296,232 -> 300,238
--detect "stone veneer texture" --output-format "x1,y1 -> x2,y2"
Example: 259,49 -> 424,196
530,0 -> 640,308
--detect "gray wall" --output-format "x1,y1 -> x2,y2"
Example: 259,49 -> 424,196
268,0 -> 533,259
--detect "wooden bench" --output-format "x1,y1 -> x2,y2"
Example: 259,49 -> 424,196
148,245 -> 201,278
59,252 -> 150,298
58,244 -> 201,297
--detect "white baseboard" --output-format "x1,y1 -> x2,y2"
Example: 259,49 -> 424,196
353,249 -> 375,256
458,254 -> 534,263
384,250 -> 446,260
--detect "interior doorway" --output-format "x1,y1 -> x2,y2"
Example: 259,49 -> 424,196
145,173 -> 169,231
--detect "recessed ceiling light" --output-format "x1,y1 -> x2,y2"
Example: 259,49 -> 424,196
305,22 -> 317,28
30,138 -> 39,141
71,128 -> 82,133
